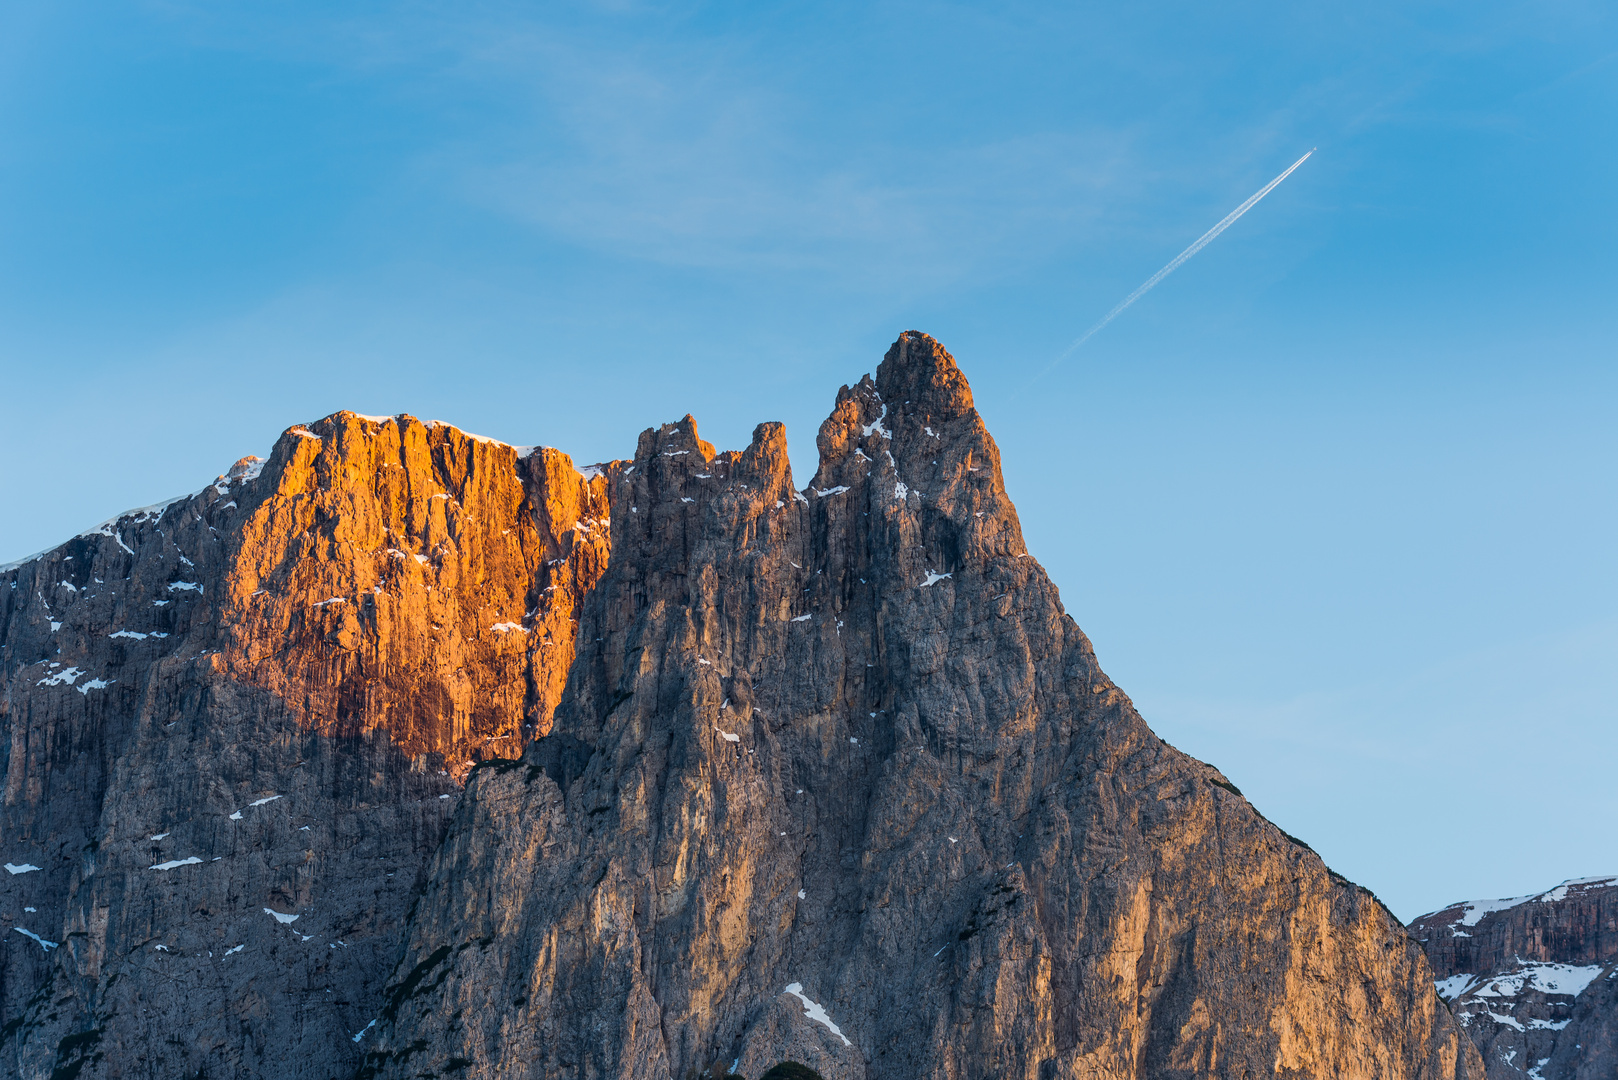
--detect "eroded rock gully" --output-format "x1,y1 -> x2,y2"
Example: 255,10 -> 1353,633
1,334 -> 1484,1079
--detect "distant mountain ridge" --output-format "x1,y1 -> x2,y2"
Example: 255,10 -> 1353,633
1,333 -> 1487,1079
1413,876 -> 1618,1079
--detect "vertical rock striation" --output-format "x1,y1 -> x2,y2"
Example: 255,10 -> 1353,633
366,333 -> 1481,1080
0,413 -> 611,1079
1412,876 -> 1618,1080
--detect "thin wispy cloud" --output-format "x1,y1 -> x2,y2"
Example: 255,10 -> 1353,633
141,5 -> 1169,288
431,27 -> 1145,285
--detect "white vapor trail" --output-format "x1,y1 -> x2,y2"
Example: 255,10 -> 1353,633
1049,148 -> 1315,366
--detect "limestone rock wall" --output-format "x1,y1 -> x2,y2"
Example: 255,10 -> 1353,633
364,333 -> 1482,1080
217,412 -> 612,764
0,414 -> 611,1080
1413,876 -> 1618,1080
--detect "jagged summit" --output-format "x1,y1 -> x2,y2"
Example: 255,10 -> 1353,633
874,329 -> 976,416
0,334 -> 1482,1080
360,334 -> 1479,1080
302,410 -> 546,458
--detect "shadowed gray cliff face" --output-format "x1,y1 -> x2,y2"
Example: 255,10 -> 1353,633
1413,876 -> 1618,1080
361,332 -> 1482,1080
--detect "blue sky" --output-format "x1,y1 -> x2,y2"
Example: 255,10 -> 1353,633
2,1 -> 1614,919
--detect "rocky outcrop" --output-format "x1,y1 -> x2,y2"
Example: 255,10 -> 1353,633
0,413 -> 611,1079
363,333 -> 1481,1080
217,413 -> 613,763
1412,876 -> 1618,1080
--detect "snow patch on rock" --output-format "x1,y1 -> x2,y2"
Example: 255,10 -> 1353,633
149,857 -> 203,871
782,982 -> 852,1046
14,928 -> 58,951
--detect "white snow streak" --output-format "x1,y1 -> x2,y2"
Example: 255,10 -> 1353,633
13,928 -> 58,951
1534,875 -> 1617,903
861,404 -> 890,439
782,983 -> 852,1046
36,667 -> 84,687
149,857 -> 203,871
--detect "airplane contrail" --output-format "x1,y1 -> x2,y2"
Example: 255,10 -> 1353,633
1044,147 -> 1315,370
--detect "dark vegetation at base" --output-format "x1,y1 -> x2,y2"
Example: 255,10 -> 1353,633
760,1064 -> 827,1080
691,1061 -> 824,1080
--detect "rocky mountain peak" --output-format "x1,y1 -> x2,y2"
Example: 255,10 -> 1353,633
876,330 -> 975,419
224,454 -> 266,482
816,332 -> 993,503
360,334 -> 1479,1080
1,334 -> 1486,1080
636,413 -> 720,464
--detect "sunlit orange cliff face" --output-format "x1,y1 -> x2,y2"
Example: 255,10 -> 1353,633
213,412 -> 616,774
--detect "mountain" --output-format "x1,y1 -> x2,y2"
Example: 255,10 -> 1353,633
1,332 -> 1481,1079
1412,876 -> 1618,1080
1,416 -> 609,1078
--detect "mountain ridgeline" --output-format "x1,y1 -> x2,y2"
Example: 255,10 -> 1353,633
1411,876 -> 1618,1080
2,334 -> 1489,1079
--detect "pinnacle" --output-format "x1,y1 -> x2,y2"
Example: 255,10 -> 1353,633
875,331 -> 975,422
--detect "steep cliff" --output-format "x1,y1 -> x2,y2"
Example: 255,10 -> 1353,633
0,413 -> 611,1079
0,338 -> 1493,1080
1412,876 -> 1618,1080
362,333 -> 1482,1080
